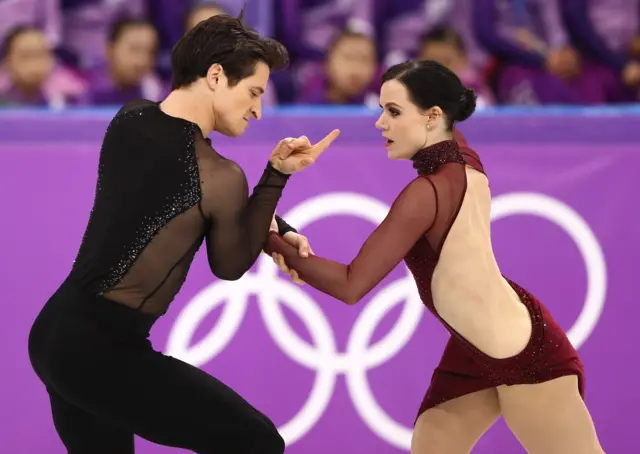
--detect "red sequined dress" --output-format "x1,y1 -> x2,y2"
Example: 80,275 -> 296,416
266,131 -> 584,420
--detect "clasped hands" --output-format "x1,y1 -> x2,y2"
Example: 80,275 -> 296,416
268,215 -> 308,285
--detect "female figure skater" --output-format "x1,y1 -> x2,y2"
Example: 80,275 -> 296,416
267,60 -> 605,453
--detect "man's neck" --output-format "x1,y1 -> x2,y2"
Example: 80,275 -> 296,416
159,88 -> 214,137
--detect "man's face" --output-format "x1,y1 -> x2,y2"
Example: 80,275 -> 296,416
210,61 -> 270,137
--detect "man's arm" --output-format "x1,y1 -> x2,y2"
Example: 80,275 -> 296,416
202,159 -> 290,280
201,130 -> 339,279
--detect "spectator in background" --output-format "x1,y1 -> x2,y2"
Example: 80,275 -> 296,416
0,27 -> 53,106
632,33 -> 640,59
440,0 -> 492,71
0,0 -> 61,49
364,0 -> 491,82
272,0 -> 377,104
273,0 -> 375,64
298,30 -> 379,107
418,27 -> 494,107
77,18 -> 164,106
562,0 -> 640,100
371,0 -> 442,68
0,26 -> 84,108
185,2 -> 226,31
60,0 -> 147,70
474,0 -> 619,105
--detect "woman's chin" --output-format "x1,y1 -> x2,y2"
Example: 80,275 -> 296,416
386,145 -> 399,159
386,147 -> 411,160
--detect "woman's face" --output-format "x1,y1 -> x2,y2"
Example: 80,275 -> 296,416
375,80 -> 430,160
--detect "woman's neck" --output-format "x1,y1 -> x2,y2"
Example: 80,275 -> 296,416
422,130 -> 453,149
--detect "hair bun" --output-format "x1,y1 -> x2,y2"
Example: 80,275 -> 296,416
455,88 -> 477,123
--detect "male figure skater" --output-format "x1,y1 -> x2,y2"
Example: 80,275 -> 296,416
28,10 -> 338,454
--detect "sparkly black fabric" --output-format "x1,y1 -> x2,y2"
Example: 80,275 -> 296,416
69,99 -> 291,315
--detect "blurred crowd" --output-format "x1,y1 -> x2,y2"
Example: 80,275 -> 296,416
1,0 -> 639,109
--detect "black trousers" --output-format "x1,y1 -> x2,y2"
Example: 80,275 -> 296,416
28,280 -> 284,454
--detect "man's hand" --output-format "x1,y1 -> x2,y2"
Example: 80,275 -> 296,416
269,214 -> 279,233
269,130 -> 340,174
270,232 -> 313,285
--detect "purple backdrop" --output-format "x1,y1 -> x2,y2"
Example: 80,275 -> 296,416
1,107 -> 638,452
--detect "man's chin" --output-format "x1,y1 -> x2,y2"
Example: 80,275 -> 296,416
215,125 -> 246,138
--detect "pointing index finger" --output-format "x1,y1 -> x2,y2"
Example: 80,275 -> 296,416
309,129 -> 340,158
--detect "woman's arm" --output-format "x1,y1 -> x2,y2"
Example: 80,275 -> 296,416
266,177 -> 437,305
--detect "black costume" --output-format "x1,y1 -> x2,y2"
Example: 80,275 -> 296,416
28,100 -> 294,454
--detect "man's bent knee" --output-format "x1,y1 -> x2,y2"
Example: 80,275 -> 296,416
251,414 -> 285,454
264,430 -> 285,454
255,425 -> 284,453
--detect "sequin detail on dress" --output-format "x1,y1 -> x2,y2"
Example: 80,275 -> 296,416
411,140 -> 465,175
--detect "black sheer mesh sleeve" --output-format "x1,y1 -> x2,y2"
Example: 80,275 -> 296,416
68,101 -> 293,315
197,137 -> 290,280
275,215 -> 297,236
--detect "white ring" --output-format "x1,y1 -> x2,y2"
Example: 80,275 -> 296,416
491,192 -> 607,348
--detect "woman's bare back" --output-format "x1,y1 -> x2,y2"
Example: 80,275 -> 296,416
431,166 -> 533,359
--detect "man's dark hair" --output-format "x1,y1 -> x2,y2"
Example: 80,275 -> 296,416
108,17 -> 157,44
170,7 -> 289,90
